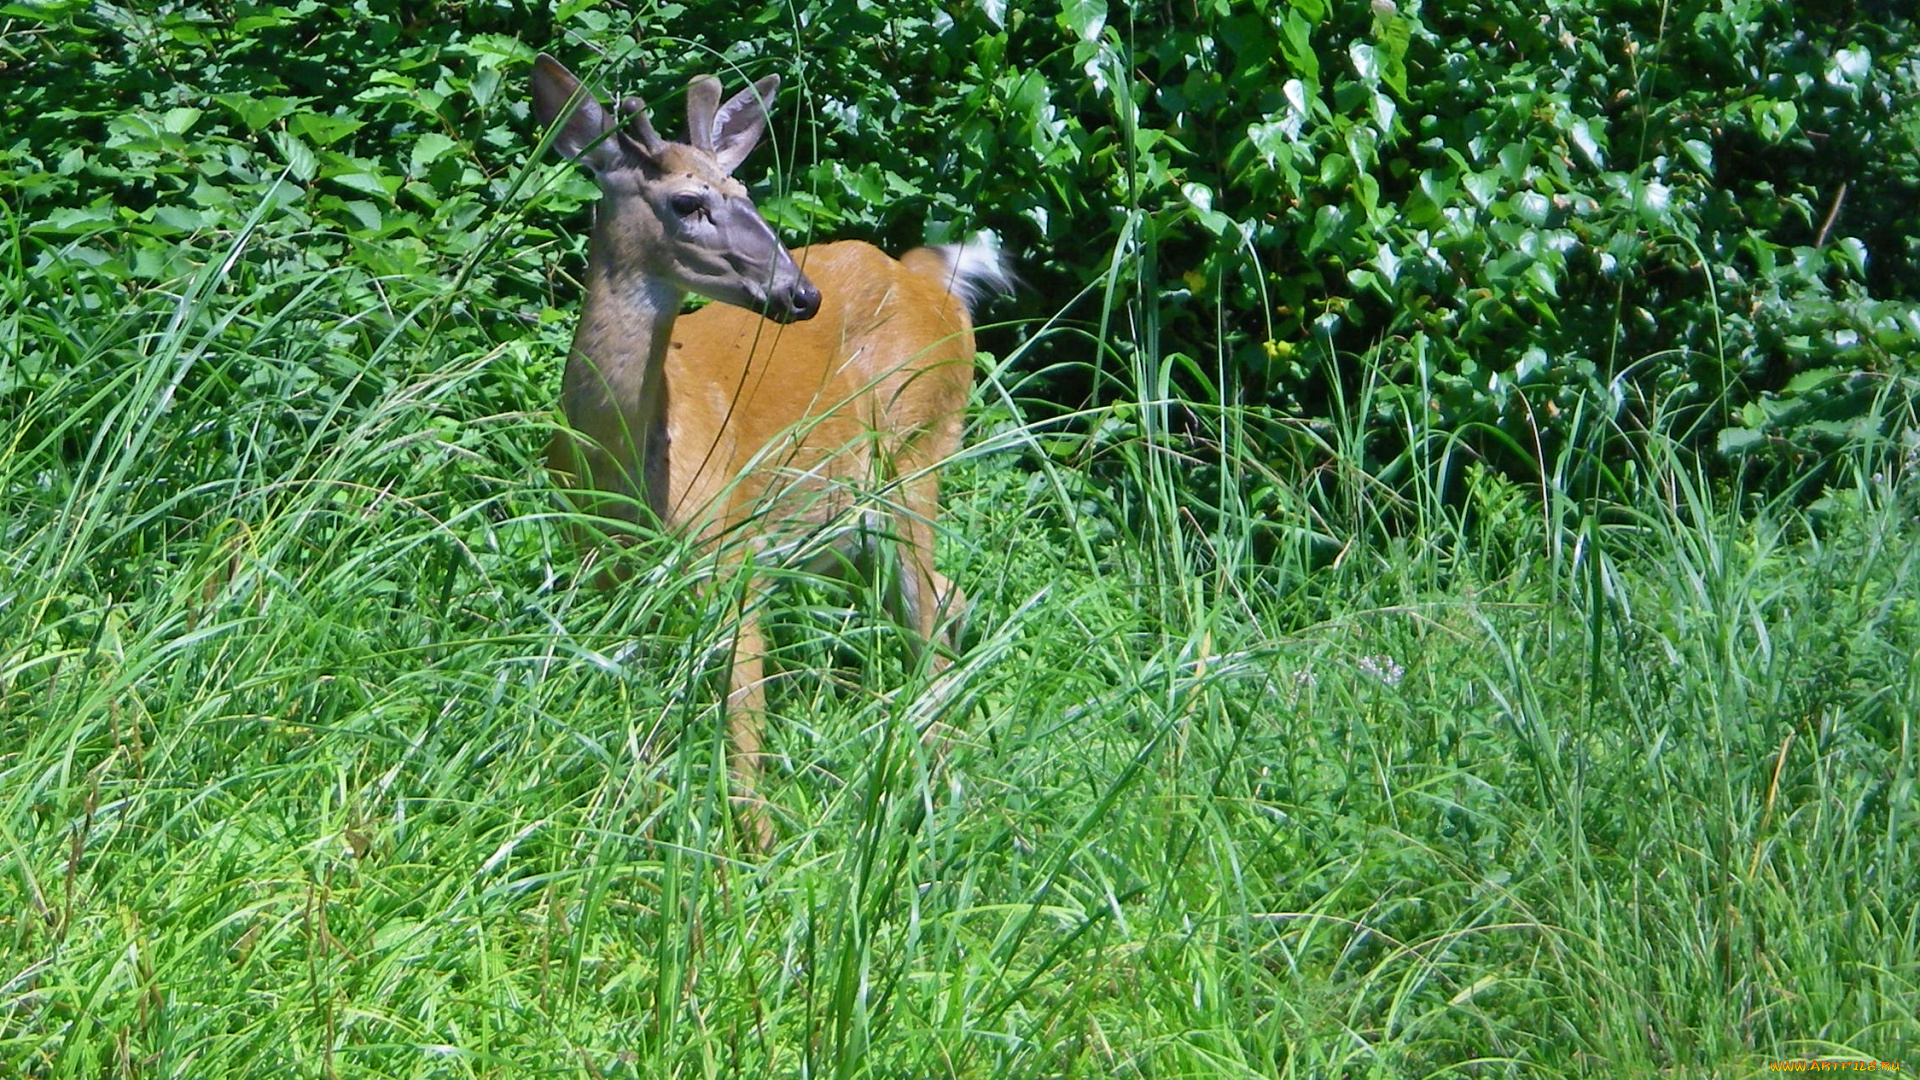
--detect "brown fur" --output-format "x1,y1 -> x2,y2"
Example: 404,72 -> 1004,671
533,55 -> 978,849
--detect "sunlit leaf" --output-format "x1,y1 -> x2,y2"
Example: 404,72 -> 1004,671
1059,0 -> 1105,42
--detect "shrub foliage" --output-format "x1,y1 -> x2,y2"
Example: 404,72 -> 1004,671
5,0 -> 1918,495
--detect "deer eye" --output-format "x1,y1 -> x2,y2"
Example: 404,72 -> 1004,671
669,191 -> 704,217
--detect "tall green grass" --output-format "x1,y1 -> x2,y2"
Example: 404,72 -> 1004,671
4,169 -> 1917,1079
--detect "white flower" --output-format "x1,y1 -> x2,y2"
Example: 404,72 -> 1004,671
1357,654 -> 1405,687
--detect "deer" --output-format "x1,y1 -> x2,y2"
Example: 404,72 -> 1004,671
529,52 -> 1008,848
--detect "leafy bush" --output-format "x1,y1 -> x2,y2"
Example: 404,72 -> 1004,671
5,0 -> 1917,514
930,0 -> 1920,496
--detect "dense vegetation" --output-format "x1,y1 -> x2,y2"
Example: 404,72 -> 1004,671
3,1 -> 1917,1076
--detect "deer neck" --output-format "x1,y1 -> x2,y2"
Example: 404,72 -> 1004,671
564,230 -> 684,527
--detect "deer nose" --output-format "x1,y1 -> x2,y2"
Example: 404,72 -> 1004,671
786,280 -> 821,322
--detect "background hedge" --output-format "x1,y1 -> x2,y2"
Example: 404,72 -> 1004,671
6,0 -> 1918,506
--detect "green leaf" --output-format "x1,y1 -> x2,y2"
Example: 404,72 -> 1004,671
1283,78 -> 1311,123
1717,427 -> 1766,455
35,204 -> 115,234
1826,46 -> 1871,89
1829,237 -> 1868,277
1370,90 -> 1397,133
463,33 -> 535,63
1524,260 -> 1559,299
272,130 -> 317,182
329,170 -> 397,200
1058,0 -> 1105,43
1353,170 -> 1378,219
234,12 -> 293,31
0,1 -> 90,19
1349,41 -> 1380,85
365,68 -> 417,90
354,86 -> 417,106
1247,121 -> 1294,166
1565,117 -> 1604,169
1784,367 -> 1843,394
883,169 -> 924,199
1635,179 -> 1672,224
289,111 -> 366,147
335,199 -> 385,233
1278,12 -> 1319,86
160,106 -> 203,135
410,133 -> 460,176
1344,124 -> 1377,169
216,93 -> 299,133
1305,203 -> 1344,255
149,204 -> 211,232
1463,170 -> 1499,208
1374,243 -> 1401,285
1181,181 -> 1234,236
1513,347 -> 1547,383
1751,98 -> 1798,143
1417,169 -> 1457,208
1371,13 -> 1412,98
1512,191 -> 1550,226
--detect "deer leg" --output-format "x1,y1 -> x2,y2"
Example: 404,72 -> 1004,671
725,596 -> 776,852
926,570 -> 969,656
888,512 -> 943,663
887,506 -> 970,762
887,462 -> 967,663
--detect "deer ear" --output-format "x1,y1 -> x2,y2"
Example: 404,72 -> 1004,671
710,74 -> 779,175
531,53 -> 625,172
684,75 -> 723,154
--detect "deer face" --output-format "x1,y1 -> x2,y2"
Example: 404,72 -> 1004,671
531,54 -> 820,324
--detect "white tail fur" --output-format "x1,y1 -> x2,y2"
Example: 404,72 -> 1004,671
929,235 -> 1016,312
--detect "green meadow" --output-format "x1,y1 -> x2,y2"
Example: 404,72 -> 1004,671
4,2 -> 1917,1076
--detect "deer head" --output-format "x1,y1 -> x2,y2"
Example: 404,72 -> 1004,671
531,53 -> 820,324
